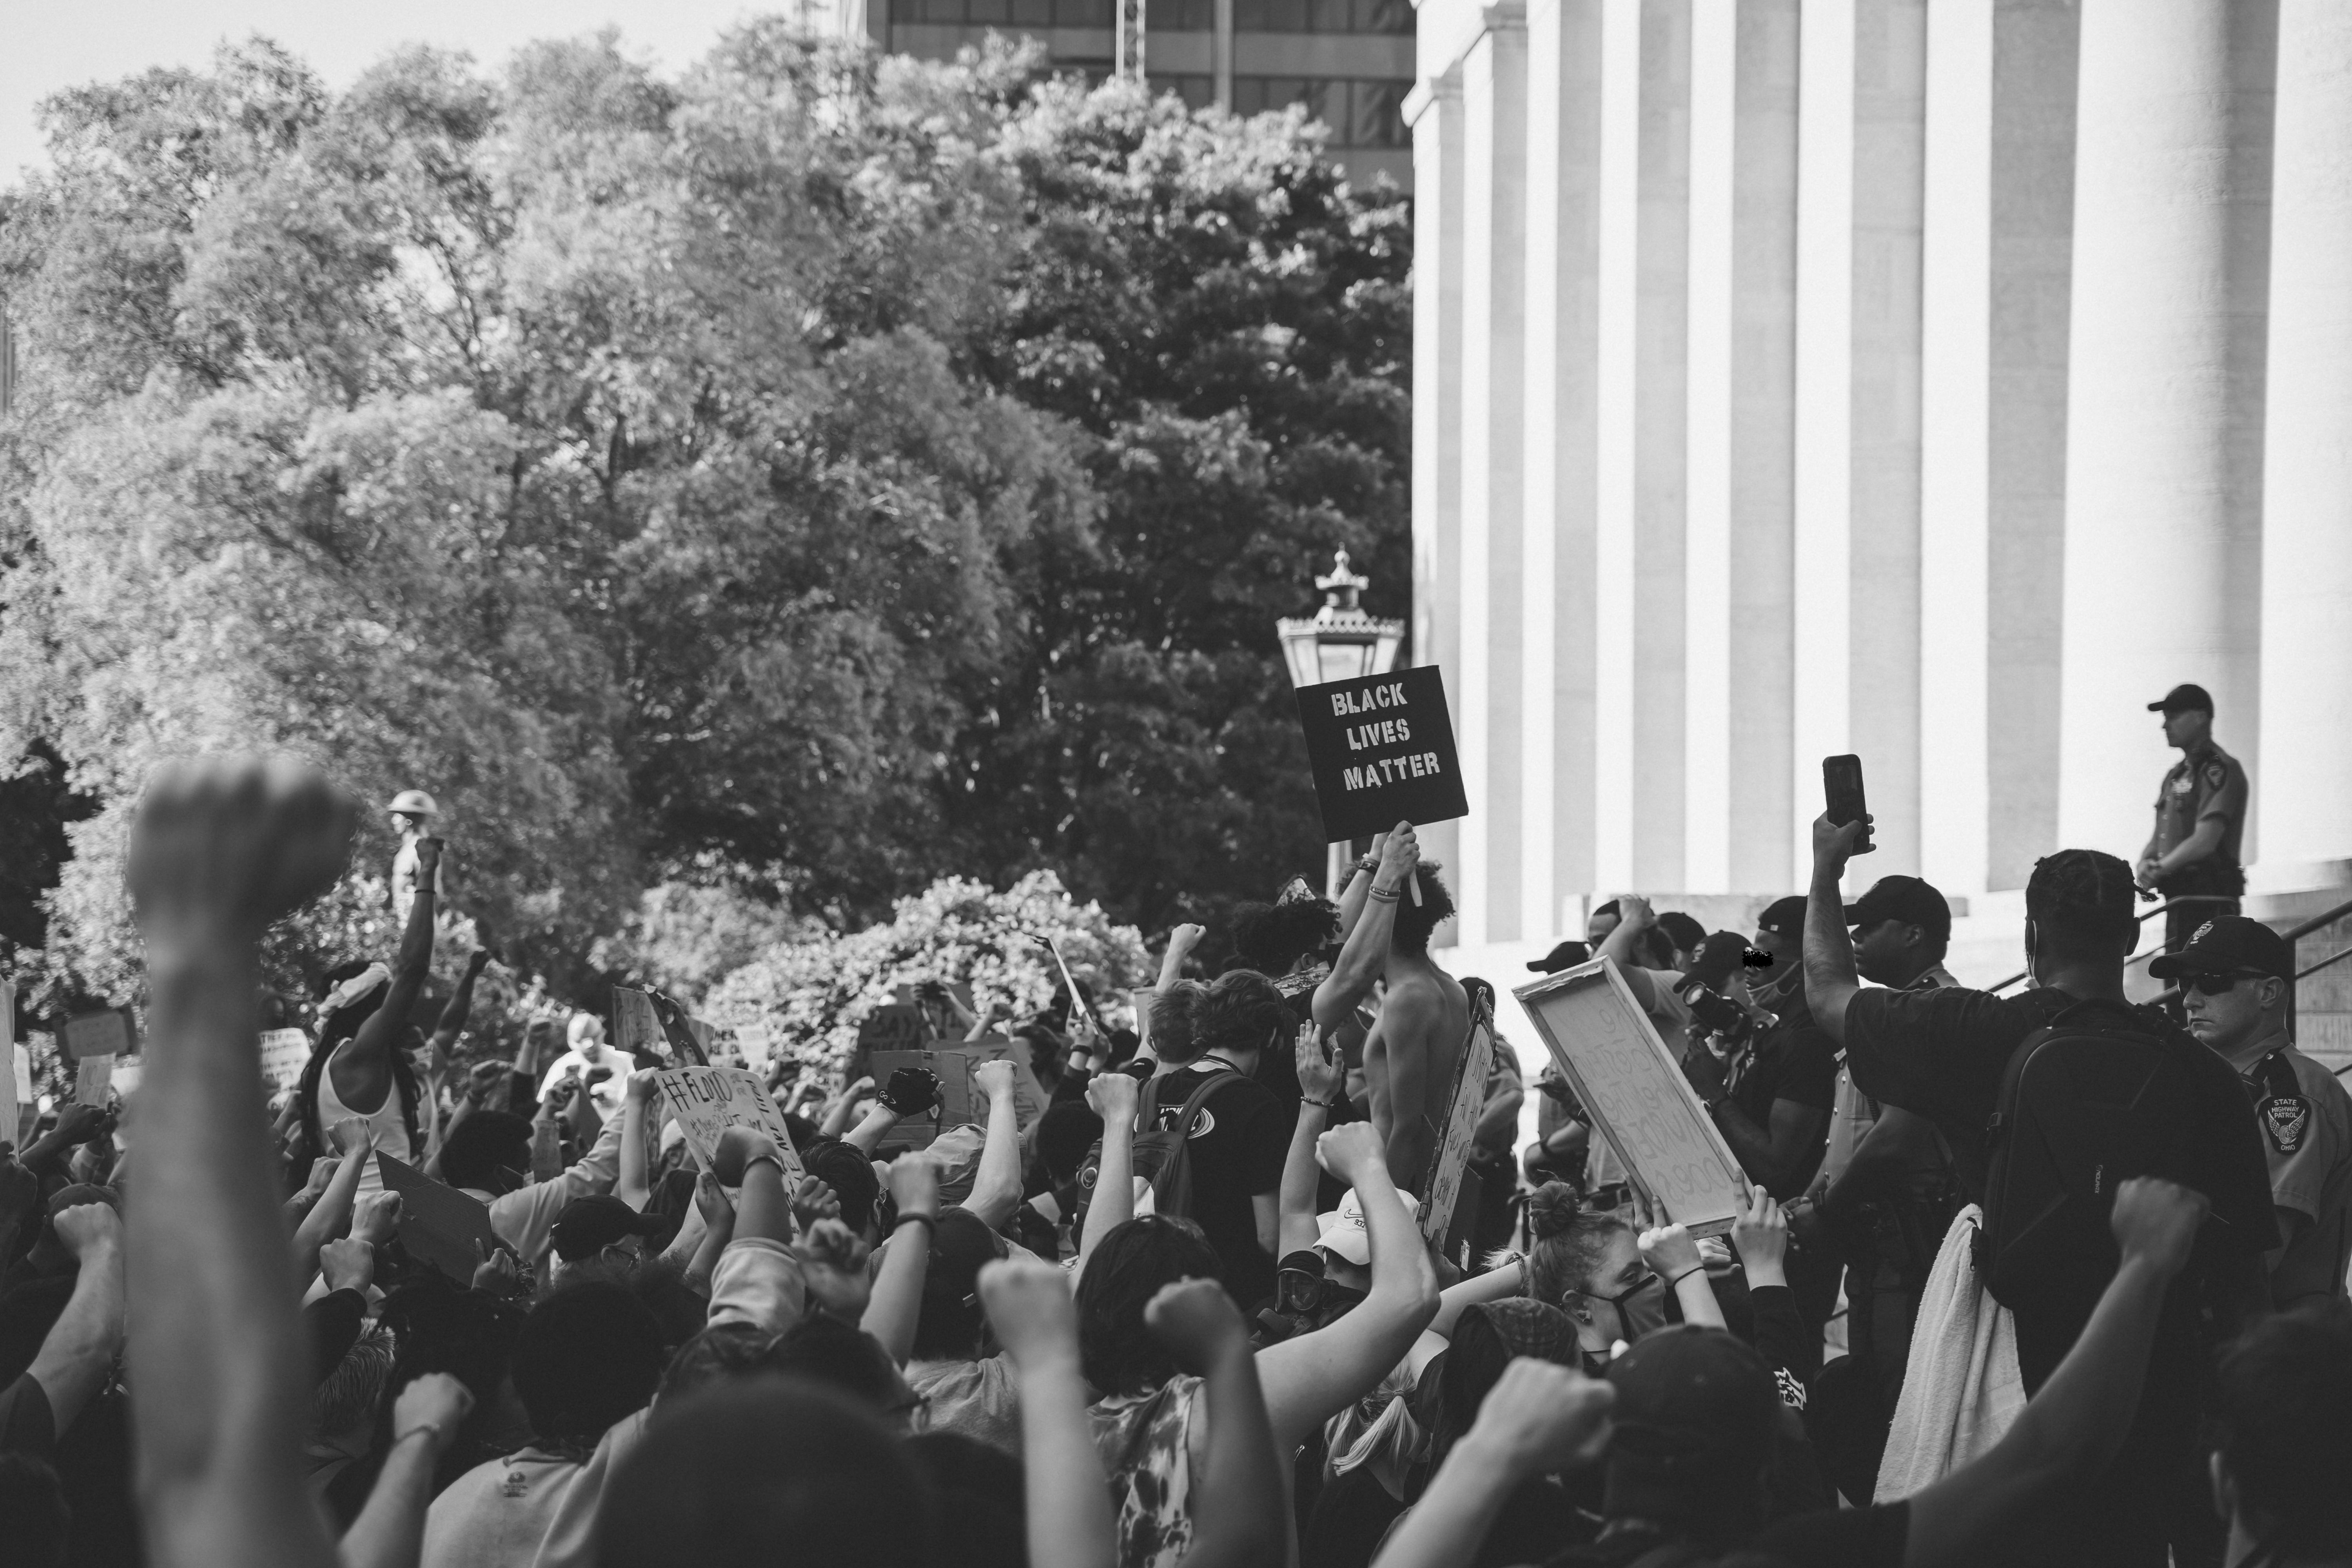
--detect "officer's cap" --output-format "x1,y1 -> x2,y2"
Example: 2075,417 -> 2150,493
2148,915 -> 2293,984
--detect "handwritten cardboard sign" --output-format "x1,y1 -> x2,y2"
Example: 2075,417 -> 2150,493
1292,666 -> 1468,844
1417,998 -> 1497,1257
655,1066 -> 808,1184
612,987 -> 665,1060
74,1054 -> 114,1107
62,1009 -> 136,1062
260,1029 -> 314,1095
1513,958 -> 1745,1238
850,1003 -> 929,1084
377,1152 -> 500,1283
869,1039 -> 1048,1154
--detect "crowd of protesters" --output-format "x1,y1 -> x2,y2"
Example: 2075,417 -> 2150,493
1,752 -> 2349,1568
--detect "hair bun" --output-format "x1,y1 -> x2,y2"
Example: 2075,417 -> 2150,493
1524,1181 -> 1583,1241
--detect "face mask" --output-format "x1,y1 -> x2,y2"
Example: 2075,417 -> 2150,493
1275,1265 -> 1367,1327
1588,1270 -> 1669,1344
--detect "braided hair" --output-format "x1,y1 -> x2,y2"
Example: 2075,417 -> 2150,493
2025,848 -> 2139,961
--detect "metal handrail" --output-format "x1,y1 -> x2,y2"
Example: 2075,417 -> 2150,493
2151,891 -> 2352,1013
1984,895 -> 2241,995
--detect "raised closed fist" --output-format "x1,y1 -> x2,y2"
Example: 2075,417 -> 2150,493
127,757 -> 357,946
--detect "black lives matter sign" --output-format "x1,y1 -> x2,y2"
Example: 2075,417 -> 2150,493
1293,666 -> 1469,843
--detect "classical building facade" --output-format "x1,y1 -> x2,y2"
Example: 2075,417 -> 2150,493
1407,0 -> 2352,1036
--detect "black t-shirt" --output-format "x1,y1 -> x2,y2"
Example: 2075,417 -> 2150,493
1149,1061 -> 1296,1308
1726,1014 -> 1838,1199
1842,984 -> 2275,1567
1749,1501 -> 1910,1568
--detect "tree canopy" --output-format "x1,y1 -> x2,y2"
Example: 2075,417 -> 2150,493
0,26 -> 1411,1010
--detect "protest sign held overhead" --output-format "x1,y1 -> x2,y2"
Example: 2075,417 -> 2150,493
376,1152 -> 500,1285
259,1029 -> 313,1095
62,1007 -> 137,1062
1514,958 -> 1745,1238
1292,666 -> 1468,844
869,1037 -> 1049,1154
656,1065 -> 807,1183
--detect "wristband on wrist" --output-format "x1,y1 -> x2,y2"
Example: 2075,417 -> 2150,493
1368,883 -> 1401,904
1665,1265 -> 1704,1290
394,1422 -> 445,1451
1304,1096 -> 1339,1111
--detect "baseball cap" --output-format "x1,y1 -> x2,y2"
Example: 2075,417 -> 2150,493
1314,1184 -> 1415,1267
1754,897 -> 1809,942
1526,940 -> 1592,975
550,1194 -> 662,1262
2148,683 -> 2215,716
387,789 -> 439,816
1844,875 -> 1952,944
2148,915 -> 2294,983
1603,1327 -> 1780,1517
1673,932 -> 1758,995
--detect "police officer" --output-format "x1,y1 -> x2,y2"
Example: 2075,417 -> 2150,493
2135,683 -> 2249,954
2152,916 -> 2352,1307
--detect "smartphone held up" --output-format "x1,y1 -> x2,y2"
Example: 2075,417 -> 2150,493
1822,753 -> 1875,855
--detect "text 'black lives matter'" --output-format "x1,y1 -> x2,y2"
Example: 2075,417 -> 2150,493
1293,666 -> 1469,843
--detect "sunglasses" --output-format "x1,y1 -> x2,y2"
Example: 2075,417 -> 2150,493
2185,970 -> 2272,997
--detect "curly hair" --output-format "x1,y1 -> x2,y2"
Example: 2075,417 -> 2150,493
1393,866 -> 1458,954
1521,1182 -> 1633,1305
1230,899 -> 1342,975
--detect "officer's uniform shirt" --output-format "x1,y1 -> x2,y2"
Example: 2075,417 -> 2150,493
2238,1042 -> 2352,1305
2152,740 -> 2249,873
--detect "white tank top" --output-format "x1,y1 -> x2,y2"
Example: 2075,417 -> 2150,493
316,1044 -> 412,1194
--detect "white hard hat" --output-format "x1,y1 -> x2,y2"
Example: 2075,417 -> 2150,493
388,790 -> 439,817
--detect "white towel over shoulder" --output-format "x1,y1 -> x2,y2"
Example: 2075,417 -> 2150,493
1873,1203 -> 2024,1501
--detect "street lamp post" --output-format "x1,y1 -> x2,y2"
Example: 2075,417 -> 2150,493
1277,548 -> 1407,895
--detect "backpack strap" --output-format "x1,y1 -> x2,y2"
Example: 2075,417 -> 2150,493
1168,1069 -> 1243,1139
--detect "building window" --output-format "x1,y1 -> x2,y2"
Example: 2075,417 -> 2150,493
1230,75 -> 1411,147
1161,73 -> 1216,108
1235,0 -> 1410,31
1054,0 -> 1114,24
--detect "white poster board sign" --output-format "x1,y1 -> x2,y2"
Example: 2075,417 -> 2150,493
657,1066 -> 808,1183
1513,958 -> 1745,1238
260,1029 -> 313,1095
75,1054 -> 114,1107
1417,1004 -> 1497,1252
63,1009 -> 135,1062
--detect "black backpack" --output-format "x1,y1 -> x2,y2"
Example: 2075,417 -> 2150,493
1975,995 -> 2205,1321
1075,1068 -> 1241,1227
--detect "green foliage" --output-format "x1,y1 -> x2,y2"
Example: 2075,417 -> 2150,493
0,28 -> 1410,1015
703,869 -> 1151,1075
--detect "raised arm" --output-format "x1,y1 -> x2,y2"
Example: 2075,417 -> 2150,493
1802,812 -> 1871,1044
1594,895 -> 1664,1010
335,1375 -> 472,1568
616,1069 -> 657,1210
1152,1280 -> 1285,1568
125,757 -> 356,1568
862,1157 -> 942,1366
822,1077 -> 875,1139
1634,1214 -> 1724,1330
1370,1360 -> 1614,1568
1898,1177 -> 2207,1568
1255,1123 -> 1440,1453
1280,1022 -> 1343,1258
959,1060 -> 1025,1230
1076,1069 -> 1140,1283
287,1120 -> 372,1289
1314,826 -> 1417,1033
1158,924 -> 1207,991
30,1202 -> 127,1439
345,838 -> 440,1069
980,1261 -> 1118,1568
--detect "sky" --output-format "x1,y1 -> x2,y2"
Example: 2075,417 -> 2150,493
2,1 -> 793,185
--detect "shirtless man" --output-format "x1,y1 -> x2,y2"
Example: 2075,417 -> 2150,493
1312,823 -> 1468,1192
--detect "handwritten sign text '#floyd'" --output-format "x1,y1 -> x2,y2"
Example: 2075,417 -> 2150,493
1293,666 -> 1469,843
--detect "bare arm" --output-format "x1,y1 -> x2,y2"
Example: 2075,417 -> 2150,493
616,1071 -> 656,1210
1158,1283 -> 1285,1568
125,757 -> 358,1568
1076,1071 -> 1139,1283
1314,826 -> 1417,1033
1595,896 -> 1662,1010
1370,1361 -> 1613,1568
959,1062 -> 1023,1231
1802,814 -> 1869,1044
842,1098 -> 904,1159
1158,925 -> 1206,991
1277,1100 -> 1332,1259
862,1158 -> 942,1366
981,1262 -> 1119,1568
1698,1092 -> 1829,1204
345,842 -> 440,1072
1255,1125 -> 1440,1453
336,1375 -> 471,1568
822,1078 -> 874,1140
288,1127 -> 371,1289
29,1204 -> 127,1439
1902,1179 -> 2205,1568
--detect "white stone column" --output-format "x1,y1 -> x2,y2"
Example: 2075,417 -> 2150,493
2058,0 -> 2276,858
1722,0 -> 1801,893
1683,0 -> 1735,892
1408,69 -> 1468,908
1593,0 -> 1641,893
1917,0 -> 1992,900
1518,0 -> 1604,942
2257,0 -> 2352,885
1791,0 -> 1855,876
1846,0 -> 1926,879
1984,0 -> 2076,891
1455,6 -> 1529,949
1633,0 -> 1693,888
